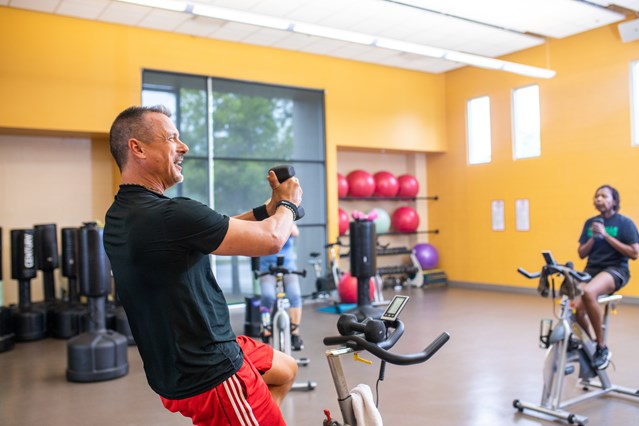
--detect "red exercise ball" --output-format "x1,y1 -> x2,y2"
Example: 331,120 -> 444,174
346,170 -> 375,197
391,206 -> 420,232
338,208 -> 350,236
373,171 -> 399,197
337,173 -> 349,198
397,174 -> 419,197
338,272 -> 376,304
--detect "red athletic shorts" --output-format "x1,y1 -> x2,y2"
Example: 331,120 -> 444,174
160,336 -> 285,426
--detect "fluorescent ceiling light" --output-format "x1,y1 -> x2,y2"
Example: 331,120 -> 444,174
375,38 -> 445,58
502,62 -> 556,79
191,4 -> 291,30
117,0 -> 187,12
115,0 -> 556,79
292,23 -> 375,45
444,51 -> 503,70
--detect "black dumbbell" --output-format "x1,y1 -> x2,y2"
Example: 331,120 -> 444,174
269,165 -> 305,220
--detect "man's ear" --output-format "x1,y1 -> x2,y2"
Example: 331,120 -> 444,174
128,138 -> 146,159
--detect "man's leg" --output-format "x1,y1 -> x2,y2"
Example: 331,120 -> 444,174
262,349 -> 298,405
238,335 -> 298,405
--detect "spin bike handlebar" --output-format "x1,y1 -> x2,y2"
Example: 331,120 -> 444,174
323,316 -> 450,366
324,239 -> 346,249
253,262 -> 307,280
517,264 -> 591,282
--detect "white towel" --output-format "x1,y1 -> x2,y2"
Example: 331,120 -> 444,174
350,384 -> 383,426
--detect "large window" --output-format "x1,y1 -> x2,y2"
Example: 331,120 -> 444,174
142,71 -> 326,304
512,84 -> 541,159
466,96 -> 492,164
631,60 -> 639,147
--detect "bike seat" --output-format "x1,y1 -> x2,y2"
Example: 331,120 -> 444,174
597,294 -> 622,304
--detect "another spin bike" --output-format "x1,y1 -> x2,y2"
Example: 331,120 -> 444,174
321,295 -> 450,425
309,239 -> 345,299
254,255 -> 317,391
514,251 -> 639,425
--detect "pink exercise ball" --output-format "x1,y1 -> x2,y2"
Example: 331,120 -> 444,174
338,272 -> 376,304
397,174 -> 419,197
337,173 -> 349,198
338,208 -> 350,236
391,206 -> 420,233
373,171 -> 399,197
347,170 -> 375,197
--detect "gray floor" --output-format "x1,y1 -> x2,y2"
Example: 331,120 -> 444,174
1,286 -> 638,425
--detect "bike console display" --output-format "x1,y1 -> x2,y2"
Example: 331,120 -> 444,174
380,295 -> 409,321
541,250 -> 558,266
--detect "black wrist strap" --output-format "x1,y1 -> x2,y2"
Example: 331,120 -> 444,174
276,200 -> 299,221
252,204 -> 269,221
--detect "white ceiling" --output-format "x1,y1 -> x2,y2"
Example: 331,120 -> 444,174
3,0 -> 638,75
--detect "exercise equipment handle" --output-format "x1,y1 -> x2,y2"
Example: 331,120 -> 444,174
269,165 -> 305,220
517,268 -> 540,279
253,262 -> 307,279
324,315 -> 450,366
324,239 -> 346,249
518,265 -> 590,282
324,328 -> 450,366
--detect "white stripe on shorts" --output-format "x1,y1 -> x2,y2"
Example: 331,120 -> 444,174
222,374 -> 259,426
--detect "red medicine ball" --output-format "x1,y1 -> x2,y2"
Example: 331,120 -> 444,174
338,208 -> 350,236
347,170 -> 375,197
397,174 -> 419,197
391,206 -> 419,233
373,171 -> 399,197
337,173 -> 349,198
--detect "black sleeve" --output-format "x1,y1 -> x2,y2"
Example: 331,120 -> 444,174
165,197 -> 230,254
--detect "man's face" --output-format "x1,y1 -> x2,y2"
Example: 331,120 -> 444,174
143,112 -> 189,190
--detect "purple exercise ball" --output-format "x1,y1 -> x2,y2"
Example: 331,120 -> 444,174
414,243 -> 439,269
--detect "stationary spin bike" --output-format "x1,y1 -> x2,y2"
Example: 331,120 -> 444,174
254,256 -> 317,391
309,238 -> 345,300
322,295 -> 450,425
514,251 -> 639,425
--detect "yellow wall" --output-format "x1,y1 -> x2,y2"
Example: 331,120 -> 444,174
429,25 -> 639,297
0,7 -> 446,304
2,7 -> 639,302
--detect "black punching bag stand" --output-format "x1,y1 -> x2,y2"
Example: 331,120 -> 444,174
348,219 -> 384,320
10,229 -> 47,341
0,227 -> 16,352
33,223 -> 63,335
51,227 -> 86,339
66,222 -> 128,382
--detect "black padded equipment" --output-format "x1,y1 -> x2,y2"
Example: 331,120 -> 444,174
0,226 -> 16,353
51,227 -> 86,339
66,222 -> 128,382
347,220 -> 383,320
33,223 -> 63,335
10,229 -> 47,341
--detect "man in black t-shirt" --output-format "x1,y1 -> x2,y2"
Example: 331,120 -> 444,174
575,184 -> 639,370
104,105 -> 302,426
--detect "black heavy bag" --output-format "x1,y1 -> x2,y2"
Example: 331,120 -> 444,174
67,222 -> 128,382
244,257 -> 262,337
349,220 -> 377,307
10,229 -> 46,341
34,223 -> 62,335
34,223 -> 59,302
1,227 -> 16,352
51,227 -> 85,339
349,220 -> 376,278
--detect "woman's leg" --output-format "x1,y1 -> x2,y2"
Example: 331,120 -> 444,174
283,274 -> 302,335
581,272 -> 616,345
